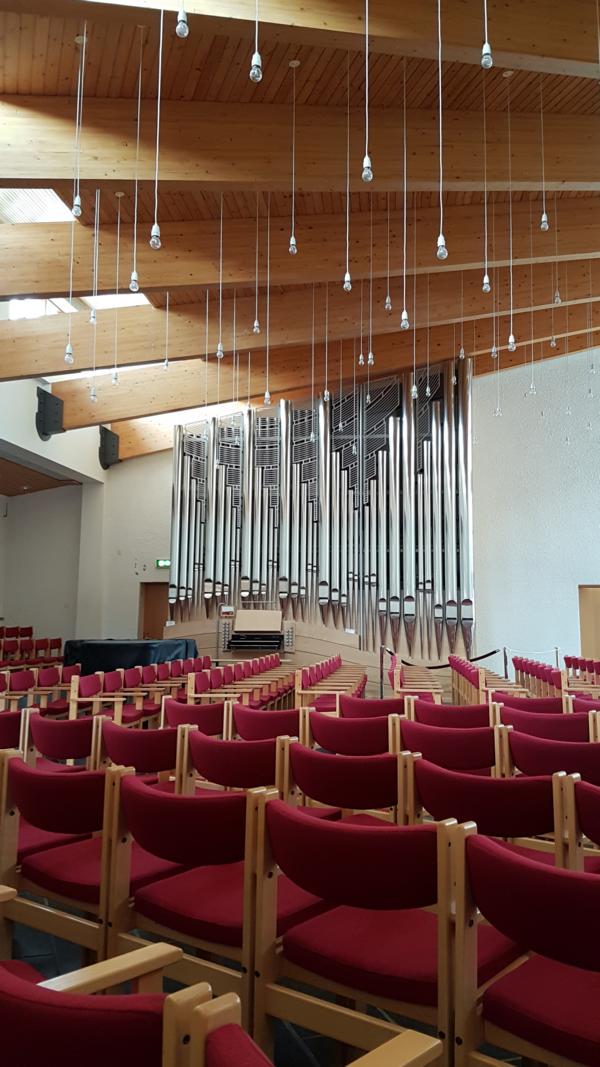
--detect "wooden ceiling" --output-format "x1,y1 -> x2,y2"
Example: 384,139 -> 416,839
0,456 -> 78,496
2,0 -> 600,457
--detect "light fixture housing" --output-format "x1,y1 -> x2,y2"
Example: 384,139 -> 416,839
384,294 -> 392,313
216,341 -> 224,359
343,271 -> 352,293
72,194 -> 82,218
400,309 -> 410,330
175,7 -> 189,38
366,392 -> 371,405
64,342 -> 74,365
361,153 -> 373,183
540,211 -> 549,232
249,51 -> 263,83
89,384 -> 98,403
88,308 -> 97,326
252,319 -> 260,335
288,234 -> 298,256
129,270 -> 139,293
550,335 -> 557,349
554,289 -> 562,305
111,370 -> 119,385
491,344 -> 498,359
425,383 -> 432,398
263,389 -> 271,405
367,351 -> 374,366
482,273 -> 491,294
436,233 -> 448,260
411,383 -> 418,400
481,41 -> 493,69
323,388 -> 330,402
458,345 -> 465,360
358,352 -> 365,367
508,333 -> 517,352
149,222 -> 161,250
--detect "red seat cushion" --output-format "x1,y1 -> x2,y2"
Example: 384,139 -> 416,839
483,954 -> 600,1066
0,961 -> 43,983
35,758 -> 84,775
18,817 -> 89,863
103,704 -> 148,726
283,907 -> 520,1007
134,862 -> 327,948
206,1024 -> 272,1067
142,699 -> 161,715
42,698 -> 70,716
21,837 -> 182,905
297,805 -> 341,822
313,695 -> 338,711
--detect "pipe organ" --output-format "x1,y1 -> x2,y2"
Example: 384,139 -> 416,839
169,359 -> 474,658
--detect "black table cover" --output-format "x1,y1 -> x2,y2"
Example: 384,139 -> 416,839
63,638 -> 197,675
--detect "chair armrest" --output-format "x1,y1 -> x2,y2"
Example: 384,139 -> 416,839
352,1031 -> 442,1066
39,943 -> 183,995
0,886 -> 17,904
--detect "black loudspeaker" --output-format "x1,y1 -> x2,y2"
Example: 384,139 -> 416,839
99,426 -> 120,470
35,387 -> 64,441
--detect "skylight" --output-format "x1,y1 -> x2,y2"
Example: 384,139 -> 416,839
0,189 -> 73,224
82,293 -> 150,311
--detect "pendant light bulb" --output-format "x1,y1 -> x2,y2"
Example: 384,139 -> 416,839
425,383 -> 432,399
252,319 -> 260,335
436,233 -> 448,260
89,308 -> 97,326
72,194 -> 82,218
508,332 -> 517,352
493,405 -> 502,417
216,341 -> 224,360
263,389 -> 271,405
111,370 -> 119,385
482,273 -> 491,294
129,270 -> 139,293
361,154 -> 373,183
64,342 -> 74,365
481,41 -> 493,69
384,294 -> 392,313
367,350 -> 374,366
162,357 -> 169,371
458,345 -> 465,360
540,211 -> 549,232
175,7 -> 189,38
310,429 -> 316,444
550,336 -> 557,349
411,383 -> 418,401
149,221 -> 161,250
554,289 -> 561,305
366,392 -> 371,405
352,441 -> 357,455
324,388 -> 330,402
400,309 -> 410,330
528,380 -> 536,396
358,352 -> 365,367
249,51 -> 263,83
491,344 -> 498,360
343,271 -> 352,293
288,234 -> 298,256
89,384 -> 97,403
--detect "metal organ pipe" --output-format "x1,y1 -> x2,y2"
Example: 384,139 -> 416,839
318,397 -> 331,607
169,425 -> 183,609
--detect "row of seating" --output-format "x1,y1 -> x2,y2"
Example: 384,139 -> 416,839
565,654 -> 600,684
294,654 -> 367,710
388,652 -> 444,701
513,655 -> 600,700
449,654 -> 527,705
2,724 -> 600,1065
0,636 -> 63,669
0,663 -> 81,713
0,626 -> 33,638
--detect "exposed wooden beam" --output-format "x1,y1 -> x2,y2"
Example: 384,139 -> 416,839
3,200 -> 600,299
2,259 -> 598,382
53,300 -> 600,428
117,417 -> 175,459
3,96 -> 600,192
14,0 -> 600,78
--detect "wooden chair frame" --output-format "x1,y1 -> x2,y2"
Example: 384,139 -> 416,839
106,770 -> 264,1030
174,722 -> 287,796
22,706 -> 103,771
562,771 -> 600,871
159,694 -> 232,737
0,751 -> 124,961
0,668 -> 39,711
253,787 -> 454,1065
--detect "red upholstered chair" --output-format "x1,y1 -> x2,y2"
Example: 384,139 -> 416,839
191,990 -> 441,1067
25,707 -> 100,771
33,665 -> 70,715
499,726 -> 600,784
399,719 -> 499,776
0,637 -> 19,668
99,718 -> 178,790
0,932 -> 213,1067
162,697 -> 229,737
33,638 -> 50,664
404,755 -> 563,865
304,708 -> 398,755
282,739 -> 403,824
106,776 -> 327,1027
0,674 -> 7,713
121,666 -> 161,719
99,669 -> 154,727
18,627 -> 33,639
491,692 -> 565,714
178,727 -> 280,794
0,710 -> 23,751
499,704 -> 594,741
18,637 -> 35,662
232,703 -> 300,741
46,637 -> 63,664
410,699 -> 494,729
4,628 -> 18,639
2,669 -> 38,712
253,797 -> 517,1065
563,775 -> 600,873
454,825 -> 600,1067
339,693 -> 413,718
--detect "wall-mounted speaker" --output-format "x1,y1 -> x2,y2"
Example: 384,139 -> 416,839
99,425 -> 120,470
35,387 -> 64,441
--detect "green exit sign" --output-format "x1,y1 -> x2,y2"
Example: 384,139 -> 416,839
156,558 -> 171,569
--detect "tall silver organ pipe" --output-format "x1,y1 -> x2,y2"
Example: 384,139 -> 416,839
169,366 -> 474,657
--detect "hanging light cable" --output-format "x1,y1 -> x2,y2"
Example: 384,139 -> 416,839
204,288 -> 209,407
64,214 -> 76,363
288,59 -> 300,254
232,288 -> 237,403
481,0 -> 493,69
482,73 -> 491,293
358,280 -> 365,365
361,0 -> 373,182
506,76 -> 516,353
112,192 -> 124,384
176,3 -> 189,38
130,26 -> 144,291
343,53 -> 352,291
324,282 -> 330,401
253,193 -> 260,333
435,0 -> 448,260
310,282 -> 316,442
352,336 -> 357,454
72,24 -> 87,218
246,349 -> 251,408
528,198 -> 536,395
411,197 -> 418,400
425,274 -> 431,398
459,273 -> 465,359
539,77 -> 549,231
89,188 -> 100,403
264,192 -> 271,404
553,192 -> 561,303
368,194 -> 374,365
217,194 -> 224,359
163,291 -> 170,370
490,191 -> 498,358
401,58 -> 410,328
249,0 -> 263,83
149,8 -> 164,250
338,339 -> 344,430
384,192 -> 392,312
549,259 -> 557,348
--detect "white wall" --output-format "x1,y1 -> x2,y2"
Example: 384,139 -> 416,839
473,349 -> 600,670
0,495 -> 7,622
2,485 -> 82,639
